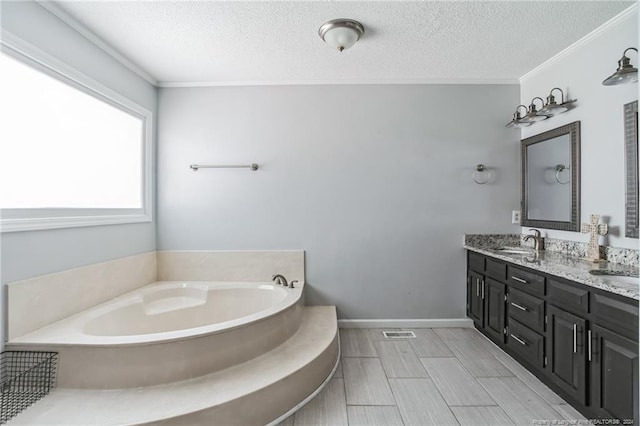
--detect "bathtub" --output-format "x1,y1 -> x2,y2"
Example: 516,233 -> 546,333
8,281 -> 305,389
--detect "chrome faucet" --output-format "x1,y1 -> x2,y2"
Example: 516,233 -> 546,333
523,229 -> 545,252
272,274 -> 289,287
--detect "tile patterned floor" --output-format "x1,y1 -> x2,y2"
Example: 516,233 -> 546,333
279,327 -> 587,426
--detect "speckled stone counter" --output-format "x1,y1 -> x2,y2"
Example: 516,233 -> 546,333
464,234 -> 639,301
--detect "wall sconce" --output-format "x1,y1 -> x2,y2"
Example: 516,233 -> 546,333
520,97 -> 548,124
505,105 -> 531,128
505,89 -> 577,129
318,19 -> 365,52
603,47 -> 638,86
538,88 -> 576,116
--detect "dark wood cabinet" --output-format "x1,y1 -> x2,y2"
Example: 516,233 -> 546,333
483,278 -> 506,343
466,250 -> 639,424
468,270 -> 484,327
546,305 -> 587,404
590,324 -> 639,423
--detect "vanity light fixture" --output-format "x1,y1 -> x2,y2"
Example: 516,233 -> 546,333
602,47 -> 638,86
318,19 -> 365,52
505,105 -> 531,128
538,88 -> 576,117
519,97 -> 548,124
506,88 -> 577,129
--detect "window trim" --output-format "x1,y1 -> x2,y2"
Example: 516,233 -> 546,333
0,30 -> 153,233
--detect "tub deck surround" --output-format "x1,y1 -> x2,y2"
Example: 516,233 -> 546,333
156,250 -> 305,282
464,234 -> 639,300
7,307 -> 339,426
6,251 -> 157,340
7,281 -> 305,389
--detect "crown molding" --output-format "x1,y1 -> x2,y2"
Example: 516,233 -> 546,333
158,78 -> 519,88
34,0 -> 158,87
520,3 -> 638,84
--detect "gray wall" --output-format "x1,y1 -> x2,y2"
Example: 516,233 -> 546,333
0,1 -> 157,349
157,84 -> 520,319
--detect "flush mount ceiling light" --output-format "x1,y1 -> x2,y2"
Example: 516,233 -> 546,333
318,19 -> 365,52
603,47 -> 638,86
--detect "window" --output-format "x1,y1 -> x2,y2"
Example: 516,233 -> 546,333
0,35 -> 152,232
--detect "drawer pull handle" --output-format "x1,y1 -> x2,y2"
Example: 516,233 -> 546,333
510,334 -> 528,346
573,324 -> 577,354
510,302 -> 528,311
588,330 -> 592,362
476,278 -> 480,297
481,280 -> 485,300
511,276 -> 528,284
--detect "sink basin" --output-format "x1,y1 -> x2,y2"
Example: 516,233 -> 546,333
589,270 -> 639,285
491,247 -> 534,255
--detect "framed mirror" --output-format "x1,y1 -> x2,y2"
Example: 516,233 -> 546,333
625,100 -> 638,238
521,121 -> 581,231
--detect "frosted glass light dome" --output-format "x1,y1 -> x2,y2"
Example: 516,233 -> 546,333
318,19 -> 365,52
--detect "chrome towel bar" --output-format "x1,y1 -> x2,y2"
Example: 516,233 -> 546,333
190,163 -> 259,171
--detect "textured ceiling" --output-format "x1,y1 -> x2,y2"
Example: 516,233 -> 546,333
52,1 -> 634,85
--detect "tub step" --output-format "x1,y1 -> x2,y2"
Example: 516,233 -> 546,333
7,306 -> 339,426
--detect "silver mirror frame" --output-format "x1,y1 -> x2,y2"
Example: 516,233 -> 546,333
521,121 -> 581,231
624,101 -> 638,238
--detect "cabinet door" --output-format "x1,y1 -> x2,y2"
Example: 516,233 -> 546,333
468,271 -> 484,327
590,325 -> 638,424
483,278 -> 505,343
546,305 -> 587,404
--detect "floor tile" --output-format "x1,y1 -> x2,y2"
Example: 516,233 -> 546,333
389,378 -> 458,425
334,360 -> 343,378
339,329 -> 378,357
450,406 -> 515,425
407,328 -> 454,357
494,352 -> 565,405
433,327 -> 478,341
478,377 -> 563,425
444,339 -> 513,377
374,341 -> 429,378
367,329 -> 401,341
471,332 -> 509,357
277,415 -> 294,426
552,404 -> 587,421
346,406 -> 404,426
420,357 -> 495,406
293,378 -> 348,425
342,358 -> 395,405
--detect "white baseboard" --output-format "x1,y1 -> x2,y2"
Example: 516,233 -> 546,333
337,318 -> 473,329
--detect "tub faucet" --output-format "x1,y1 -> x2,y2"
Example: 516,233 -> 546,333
272,274 -> 288,287
524,229 -> 545,252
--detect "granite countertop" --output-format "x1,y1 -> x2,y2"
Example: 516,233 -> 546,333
464,237 -> 639,301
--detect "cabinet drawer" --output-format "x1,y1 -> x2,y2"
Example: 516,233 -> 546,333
508,288 -> 545,332
485,258 -> 506,281
507,319 -> 545,368
468,252 -> 485,273
591,293 -> 639,341
547,278 -> 589,316
507,265 -> 545,297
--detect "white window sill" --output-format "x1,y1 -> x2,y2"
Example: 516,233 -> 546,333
0,213 -> 152,233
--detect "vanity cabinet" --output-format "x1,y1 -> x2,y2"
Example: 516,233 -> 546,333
546,305 -> 587,404
590,324 -> 639,422
466,251 -> 639,424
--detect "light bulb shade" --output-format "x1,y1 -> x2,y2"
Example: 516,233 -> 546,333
520,109 -> 547,123
602,66 -> 638,85
603,49 -> 638,86
538,103 -> 568,116
319,19 -> 364,51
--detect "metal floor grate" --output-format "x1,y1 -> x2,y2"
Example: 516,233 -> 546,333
382,331 -> 416,339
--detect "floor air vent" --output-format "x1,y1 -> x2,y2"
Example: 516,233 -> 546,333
382,331 -> 416,339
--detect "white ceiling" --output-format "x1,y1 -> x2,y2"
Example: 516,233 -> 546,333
51,1 -> 634,86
